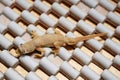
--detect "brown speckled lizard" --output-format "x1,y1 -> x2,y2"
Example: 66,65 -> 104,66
16,30 -> 106,57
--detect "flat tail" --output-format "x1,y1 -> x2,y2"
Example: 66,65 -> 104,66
75,33 -> 107,42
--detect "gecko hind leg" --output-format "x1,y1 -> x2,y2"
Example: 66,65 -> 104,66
34,48 -> 45,58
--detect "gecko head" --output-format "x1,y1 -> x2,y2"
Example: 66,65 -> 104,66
18,43 -> 36,54
18,44 -> 32,54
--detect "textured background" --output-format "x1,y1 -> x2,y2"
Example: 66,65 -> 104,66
0,0 -> 120,80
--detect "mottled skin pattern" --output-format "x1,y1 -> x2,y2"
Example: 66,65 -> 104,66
16,30 -> 106,57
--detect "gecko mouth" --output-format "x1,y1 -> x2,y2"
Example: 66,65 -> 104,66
18,44 -> 25,54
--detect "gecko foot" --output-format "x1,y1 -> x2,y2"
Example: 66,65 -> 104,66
34,48 -> 45,58
52,49 -> 59,56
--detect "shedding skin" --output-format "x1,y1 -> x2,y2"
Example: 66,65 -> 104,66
16,30 -> 106,57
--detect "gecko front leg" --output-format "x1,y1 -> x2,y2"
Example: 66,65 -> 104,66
34,47 -> 45,58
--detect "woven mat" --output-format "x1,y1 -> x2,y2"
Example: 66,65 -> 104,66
0,0 -> 120,80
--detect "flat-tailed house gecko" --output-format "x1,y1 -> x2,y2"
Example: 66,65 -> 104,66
16,30 -> 106,57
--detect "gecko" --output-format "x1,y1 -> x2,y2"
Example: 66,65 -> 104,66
16,30 -> 106,57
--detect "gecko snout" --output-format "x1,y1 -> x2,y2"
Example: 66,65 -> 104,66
16,47 -> 23,57
17,44 -> 26,54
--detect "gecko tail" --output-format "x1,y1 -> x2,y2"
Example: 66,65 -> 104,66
75,33 -> 107,42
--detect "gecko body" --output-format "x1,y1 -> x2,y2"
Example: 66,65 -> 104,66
16,30 -> 106,57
